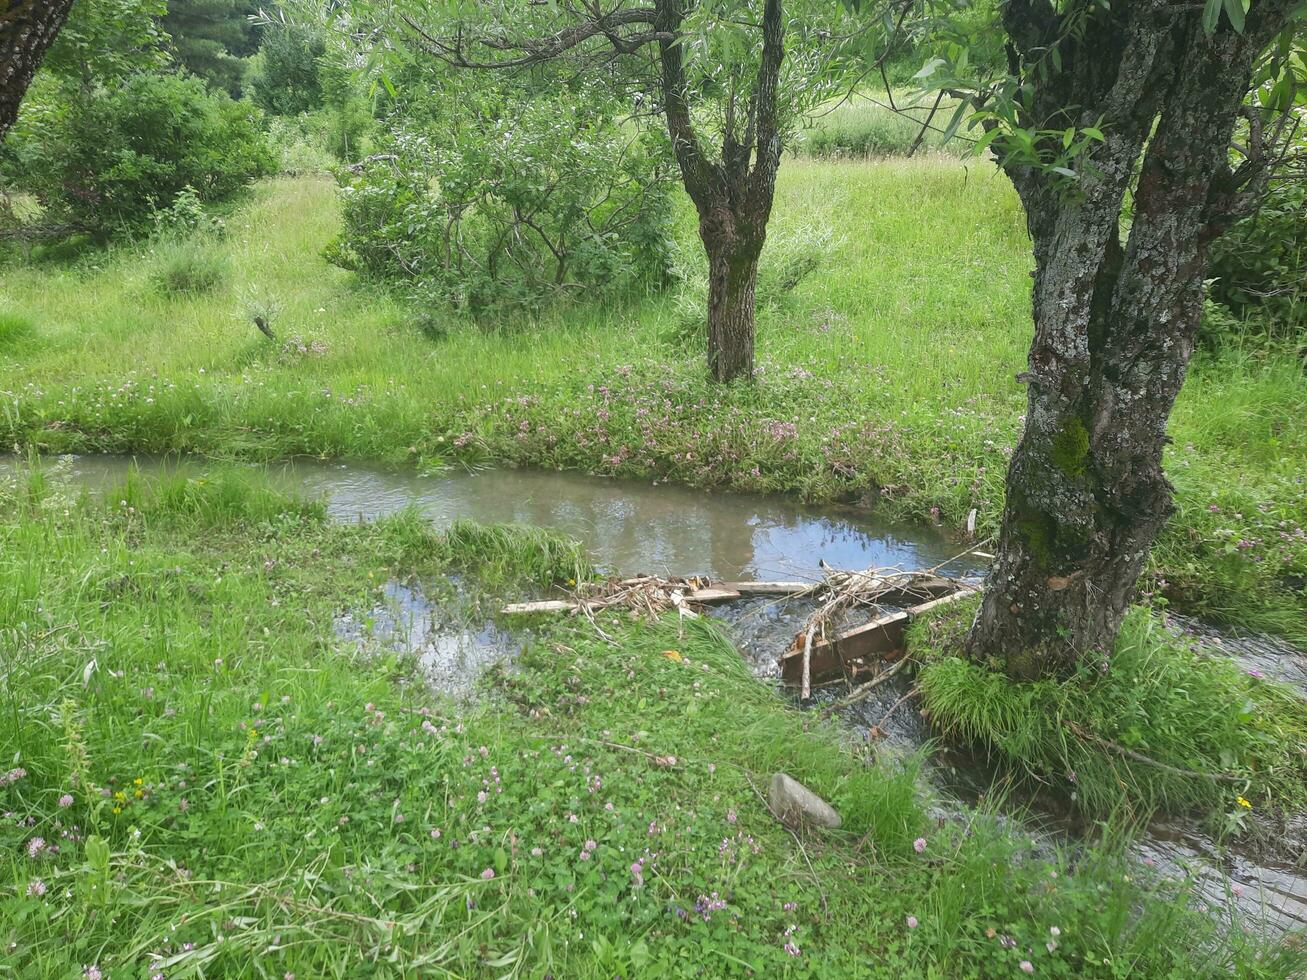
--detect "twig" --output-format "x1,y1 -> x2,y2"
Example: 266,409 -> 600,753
871,684 -> 920,732
820,659 -> 908,717
1064,721 -> 1245,784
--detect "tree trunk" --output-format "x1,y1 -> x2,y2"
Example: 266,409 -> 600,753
0,0 -> 77,140
704,233 -> 760,384
966,7 -> 1285,677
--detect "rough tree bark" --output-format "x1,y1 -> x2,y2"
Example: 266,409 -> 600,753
0,0 -> 77,140
657,0 -> 784,383
966,0 -> 1294,677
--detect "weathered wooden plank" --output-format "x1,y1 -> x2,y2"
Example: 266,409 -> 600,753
685,587 -> 742,604
779,610 -> 909,686
502,599 -> 575,615
502,587 -> 740,616
716,581 -> 814,596
777,585 -> 979,687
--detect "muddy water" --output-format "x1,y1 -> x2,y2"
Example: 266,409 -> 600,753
10,454 -> 1307,936
19,453 -> 979,582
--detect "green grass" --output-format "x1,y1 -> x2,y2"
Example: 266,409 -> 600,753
0,161 -> 1302,643
1,468 -> 1300,977
913,599 -> 1307,824
438,517 -> 595,586
795,94 -> 970,158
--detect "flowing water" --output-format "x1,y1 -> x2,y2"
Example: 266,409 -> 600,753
9,454 -> 1307,935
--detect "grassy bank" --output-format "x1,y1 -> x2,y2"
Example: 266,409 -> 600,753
0,162 -> 1303,642
1,468 -> 1299,977
912,600 -> 1307,830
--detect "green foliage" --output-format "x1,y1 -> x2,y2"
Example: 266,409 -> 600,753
39,0 -> 170,84
249,17 -> 327,116
329,78 -> 676,316
915,602 -> 1307,819
2,74 -> 274,237
797,96 -> 969,158
0,314 -> 36,350
148,233 -> 231,297
162,0 -> 260,94
1205,177 -> 1307,350
0,470 -> 1298,976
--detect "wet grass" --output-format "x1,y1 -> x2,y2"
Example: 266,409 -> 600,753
1,468 -> 1300,977
0,162 -> 1302,643
438,518 -> 596,587
912,600 -> 1307,825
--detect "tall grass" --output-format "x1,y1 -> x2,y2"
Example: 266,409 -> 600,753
914,601 -> 1307,821
0,472 -> 1297,976
795,95 -> 971,159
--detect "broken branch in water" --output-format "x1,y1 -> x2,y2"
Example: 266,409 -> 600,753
820,658 -> 909,716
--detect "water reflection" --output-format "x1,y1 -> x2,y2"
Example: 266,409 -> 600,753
18,455 -> 982,582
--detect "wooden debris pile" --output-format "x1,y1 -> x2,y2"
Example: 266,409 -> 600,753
502,575 -> 744,621
778,567 -> 978,697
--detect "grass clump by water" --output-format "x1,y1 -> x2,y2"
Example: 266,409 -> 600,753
1,470 -> 1300,976
437,516 -> 595,586
914,600 -> 1307,826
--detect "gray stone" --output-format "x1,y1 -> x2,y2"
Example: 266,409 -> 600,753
768,772 -> 841,830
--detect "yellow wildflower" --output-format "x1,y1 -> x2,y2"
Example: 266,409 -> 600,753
663,650 -> 682,663
1236,796 -> 1252,809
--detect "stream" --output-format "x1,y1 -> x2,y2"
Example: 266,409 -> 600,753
9,454 -> 1307,937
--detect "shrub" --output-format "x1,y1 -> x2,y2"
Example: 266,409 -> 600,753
1205,176 -> 1307,350
3,73 -> 274,237
248,20 -> 326,116
327,82 -> 676,317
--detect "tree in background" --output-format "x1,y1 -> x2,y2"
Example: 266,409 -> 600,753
249,11 -> 327,115
914,0 -> 1305,676
2,0 -> 273,240
387,0 -> 871,382
163,0 -> 261,94
1,1 -> 89,139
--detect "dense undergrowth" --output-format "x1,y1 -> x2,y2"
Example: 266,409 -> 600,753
0,162 -> 1303,644
1,468 -> 1301,977
913,600 -> 1307,829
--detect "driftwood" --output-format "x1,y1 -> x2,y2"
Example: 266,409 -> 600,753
501,578 -> 740,619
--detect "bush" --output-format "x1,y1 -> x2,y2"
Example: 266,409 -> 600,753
248,20 -> 326,116
327,82 -> 676,317
2,73 -> 274,237
1205,176 -> 1307,350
